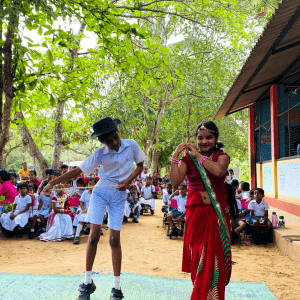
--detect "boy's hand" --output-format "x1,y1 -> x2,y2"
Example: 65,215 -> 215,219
10,213 -> 15,220
43,183 -> 52,195
175,190 -> 179,195
117,180 -> 129,191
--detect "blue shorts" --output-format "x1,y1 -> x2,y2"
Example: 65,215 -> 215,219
170,209 -> 185,219
86,186 -> 127,231
250,216 -> 270,224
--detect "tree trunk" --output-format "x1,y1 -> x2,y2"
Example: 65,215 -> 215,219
151,149 -> 159,175
0,6 -> 18,168
51,22 -> 86,169
14,111 -> 49,176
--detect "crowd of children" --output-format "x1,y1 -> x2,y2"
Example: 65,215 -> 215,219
0,164 -> 274,246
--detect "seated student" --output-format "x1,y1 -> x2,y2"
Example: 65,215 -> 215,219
166,184 -> 187,238
240,189 -> 254,221
38,169 -> 55,195
0,182 -> 31,238
231,179 -> 239,196
64,180 -> 74,196
135,181 -> 143,194
236,182 -> 250,200
29,180 -> 52,238
39,183 -> 74,242
9,172 -> 20,188
28,170 -> 41,190
248,188 -> 272,245
124,184 -> 141,224
60,164 -> 69,175
73,177 -> 96,244
0,169 -> 18,203
152,172 -> 162,194
140,176 -> 156,215
28,183 -> 39,219
70,177 -> 86,213
161,183 -> 173,213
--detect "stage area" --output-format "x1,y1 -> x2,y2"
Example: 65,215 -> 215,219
0,272 -> 277,300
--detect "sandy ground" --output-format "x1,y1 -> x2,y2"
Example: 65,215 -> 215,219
1,202 -> 300,299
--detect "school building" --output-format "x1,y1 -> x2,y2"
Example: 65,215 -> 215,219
215,0 -> 300,219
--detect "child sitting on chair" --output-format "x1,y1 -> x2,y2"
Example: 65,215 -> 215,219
161,183 -> 172,213
0,182 -> 31,238
248,188 -> 272,245
140,176 -> 156,215
124,185 -> 141,223
166,184 -> 187,238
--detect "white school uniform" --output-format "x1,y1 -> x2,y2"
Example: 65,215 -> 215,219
163,192 -> 171,205
39,195 -> 73,242
73,190 -> 92,227
140,185 -> 156,211
248,200 -> 270,217
34,193 -> 52,218
0,195 -> 31,231
29,193 -> 39,218
236,199 -> 242,210
79,139 -> 146,231
173,195 -> 187,213
124,192 -> 141,217
240,191 -> 250,200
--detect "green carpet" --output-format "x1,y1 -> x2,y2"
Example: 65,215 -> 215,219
0,272 -> 277,300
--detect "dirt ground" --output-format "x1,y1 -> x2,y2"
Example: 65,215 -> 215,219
1,202 -> 300,299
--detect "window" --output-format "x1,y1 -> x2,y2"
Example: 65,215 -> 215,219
278,87 -> 300,158
254,98 -> 272,163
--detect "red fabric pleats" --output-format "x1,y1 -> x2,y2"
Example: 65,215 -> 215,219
182,191 -> 232,300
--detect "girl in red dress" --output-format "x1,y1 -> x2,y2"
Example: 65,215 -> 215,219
170,121 -> 232,300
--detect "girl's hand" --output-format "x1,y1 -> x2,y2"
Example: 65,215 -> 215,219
173,143 -> 188,159
187,143 -> 201,159
10,213 -> 15,220
82,209 -> 87,214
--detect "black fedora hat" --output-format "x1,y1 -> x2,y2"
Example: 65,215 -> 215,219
91,117 -> 121,140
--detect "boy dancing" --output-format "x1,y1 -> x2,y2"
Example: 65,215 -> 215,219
44,117 -> 146,300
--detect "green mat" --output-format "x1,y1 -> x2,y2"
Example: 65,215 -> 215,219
0,273 -> 277,300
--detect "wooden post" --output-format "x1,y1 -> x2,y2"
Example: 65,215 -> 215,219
270,84 -> 279,198
248,105 -> 256,189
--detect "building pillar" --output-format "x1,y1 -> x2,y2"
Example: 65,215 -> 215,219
248,105 -> 256,189
270,84 -> 279,198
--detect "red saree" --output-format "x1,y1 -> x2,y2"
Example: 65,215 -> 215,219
181,150 -> 232,300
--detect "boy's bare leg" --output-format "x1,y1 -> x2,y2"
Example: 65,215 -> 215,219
110,229 -> 122,276
86,224 -> 101,271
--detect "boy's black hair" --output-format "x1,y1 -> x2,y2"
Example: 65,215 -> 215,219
9,172 -> 17,179
17,182 -> 29,191
166,182 -> 172,187
179,184 -> 188,190
76,177 -> 85,186
228,168 -> 233,172
0,170 -> 11,181
61,164 -> 69,169
128,184 -> 137,191
66,179 -> 73,185
45,168 -> 55,175
88,177 -> 96,183
231,179 -> 239,188
29,169 -> 37,176
28,183 -> 37,192
146,176 -> 152,181
41,180 -> 50,190
98,129 -> 118,143
249,189 -> 255,195
54,171 -> 61,177
254,187 -> 265,197
241,182 -> 250,192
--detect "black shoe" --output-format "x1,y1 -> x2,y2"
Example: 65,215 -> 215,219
4,229 -> 11,238
83,227 -> 90,235
29,231 -> 35,239
132,217 -> 139,223
16,230 -> 22,238
123,216 -> 128,223
140,209 -> 143,215
167,228 -> 179,238
110,288 -> 124,300
177,230 -> 184,237
36,229 -> 45,237
77,280 -> 96,300
150,209 -> 154,215
73,236 -> 80,244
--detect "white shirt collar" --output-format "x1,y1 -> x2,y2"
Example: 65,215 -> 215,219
102,139 -> 130,155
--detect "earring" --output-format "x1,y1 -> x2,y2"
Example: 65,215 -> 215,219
215,144 -> 218,149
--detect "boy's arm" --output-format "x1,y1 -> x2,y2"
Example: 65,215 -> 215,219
117,162 -> 143,191
169,191 -> 178,200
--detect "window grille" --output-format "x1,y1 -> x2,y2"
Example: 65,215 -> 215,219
254,98 -> 272,163
278,87 -> 300,158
